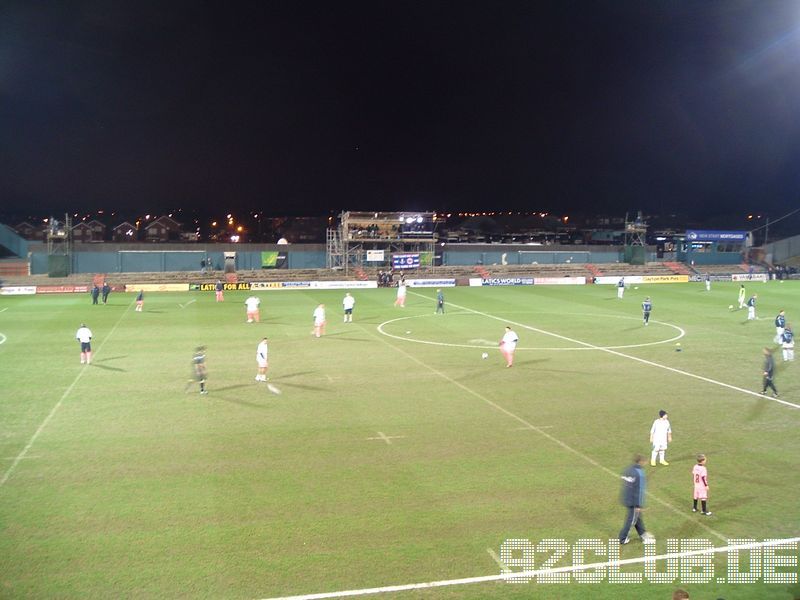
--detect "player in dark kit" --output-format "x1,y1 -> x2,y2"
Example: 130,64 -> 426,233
91,285 -> 100,305
760,347 -> 778,397
781,325 -> 794,362
436,289 -> 445,314
135,289 -> 144,312
188,346 -> 208,394
642,297 -> 652,326
747,294 -> 757,320
101,282 -> 111,304
774,310 -> 786,344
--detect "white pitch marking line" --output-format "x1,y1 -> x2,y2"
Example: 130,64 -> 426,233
363,323 -> 728,543
0,332 -> 6,345
379,312 -> 685,351
366,432 -> 406,445
179,298 -> 196,309
259,537 -> 800,600
512,425 -> 553,430
408,291 -> 800,410
485,548 -> 511,574
0,300 -> 135,489
0,307 -> 8,313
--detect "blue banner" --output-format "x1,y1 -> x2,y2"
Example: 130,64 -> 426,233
685,230 -> 747,242
393,253 -> 420,269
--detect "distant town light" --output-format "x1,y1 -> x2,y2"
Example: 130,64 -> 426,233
230,235 -> 240,242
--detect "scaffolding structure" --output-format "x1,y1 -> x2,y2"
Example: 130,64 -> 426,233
623,211 -> 648,265
327,211 -> 438,274
46,214 -> 73,276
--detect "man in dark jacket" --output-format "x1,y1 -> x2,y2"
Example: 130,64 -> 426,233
761,347 -> 778,397
618,454 -> 655,545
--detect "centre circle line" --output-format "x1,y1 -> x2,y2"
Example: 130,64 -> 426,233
377,312 -> 685,351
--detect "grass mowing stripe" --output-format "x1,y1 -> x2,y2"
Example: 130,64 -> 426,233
411,291 -> 800,410
260,537 -> 800,600
360,321 -> 730,545
0,298 -> 135,489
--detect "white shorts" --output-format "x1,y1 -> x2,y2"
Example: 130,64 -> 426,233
257,359 -> 268,368
652,442 -> 668,451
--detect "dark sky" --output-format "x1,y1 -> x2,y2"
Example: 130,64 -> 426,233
2,1 -> 800,219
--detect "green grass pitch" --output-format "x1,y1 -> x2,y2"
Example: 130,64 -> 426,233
0,281 -> 798,599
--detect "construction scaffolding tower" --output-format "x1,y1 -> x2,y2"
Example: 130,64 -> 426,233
326,211 -> 438,275
623,211 -> 647,265
47,213 -> 72,276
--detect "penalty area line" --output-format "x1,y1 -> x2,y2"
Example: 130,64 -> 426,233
258,537 -> 800,600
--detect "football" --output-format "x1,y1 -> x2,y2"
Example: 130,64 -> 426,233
481,352 -> 489,359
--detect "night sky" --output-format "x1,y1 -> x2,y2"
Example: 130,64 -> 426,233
2,1 -> 800,220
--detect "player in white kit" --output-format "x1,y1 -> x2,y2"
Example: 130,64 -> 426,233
649,410 -> 672,466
